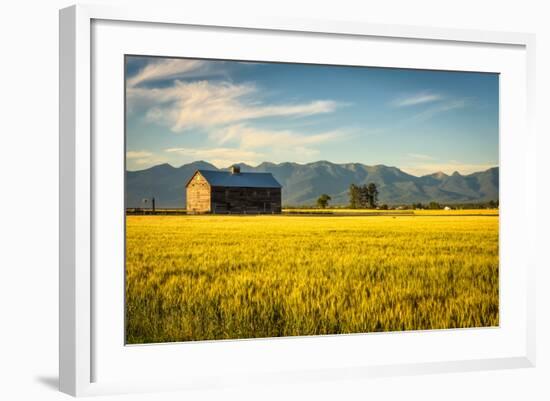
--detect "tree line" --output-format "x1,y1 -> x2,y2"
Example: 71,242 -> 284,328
315,183 -> 498,210
411,200 -> 499,210
348,183 -> 379,208
316,183 -> 379,209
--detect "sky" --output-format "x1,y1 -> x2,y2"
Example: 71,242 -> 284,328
125,56 -> 499,176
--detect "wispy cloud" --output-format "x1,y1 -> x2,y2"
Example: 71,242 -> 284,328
129,80 -> 339,132
216,124 -> 347,149
126,150 -> 153,159
411,99 -> 469,122
126,58 -> 346,167
392,92 -> 443,107
390,92 -> 471,123
406,153 -> 435,160
125,57 -> 347,169
126,150 -> 165,168
126,151 -> 170,169
127,59 -> 209,87
165,147 -> 265,168
165,147 -> 263,159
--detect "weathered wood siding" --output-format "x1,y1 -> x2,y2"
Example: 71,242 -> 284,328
186,173 -> 211,213
210,187 -> 282,214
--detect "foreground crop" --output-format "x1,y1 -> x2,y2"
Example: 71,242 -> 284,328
126,214 -> 499,343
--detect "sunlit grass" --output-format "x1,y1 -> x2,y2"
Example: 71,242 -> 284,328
125,214 -> 499,344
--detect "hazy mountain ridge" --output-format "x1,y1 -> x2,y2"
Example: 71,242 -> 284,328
126,161 -> 499,208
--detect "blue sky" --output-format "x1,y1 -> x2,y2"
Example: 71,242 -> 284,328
125,56 -> 498,176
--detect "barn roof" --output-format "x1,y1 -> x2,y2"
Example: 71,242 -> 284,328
191,169 -> 282,188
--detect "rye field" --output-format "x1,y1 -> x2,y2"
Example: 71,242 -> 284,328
125,212 -> 499,344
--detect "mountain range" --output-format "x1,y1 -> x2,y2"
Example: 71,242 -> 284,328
126,161 -> 499,208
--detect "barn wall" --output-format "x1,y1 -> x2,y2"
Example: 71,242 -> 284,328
186,174 -> 211,213
211,187 -> 282,214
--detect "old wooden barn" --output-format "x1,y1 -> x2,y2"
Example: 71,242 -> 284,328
186,166 -> 282,214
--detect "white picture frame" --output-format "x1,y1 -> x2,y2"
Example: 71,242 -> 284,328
59,4 -> 536,397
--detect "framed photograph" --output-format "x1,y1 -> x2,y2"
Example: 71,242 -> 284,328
59,4 -> 536,396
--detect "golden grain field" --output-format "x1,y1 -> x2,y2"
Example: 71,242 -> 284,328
125,213 -> 499,344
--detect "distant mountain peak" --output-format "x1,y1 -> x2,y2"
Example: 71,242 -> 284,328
429,171 -> 448,179
227,162 -> 253,168
150,163 -> 175,171
178,160 -> 217,170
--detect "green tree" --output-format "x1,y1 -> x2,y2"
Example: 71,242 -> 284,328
429,201 -> 441,210
359,184 -> 370,208
350,183 -> 379,208
367,183 -> 379,208
317,194 -> 331,209
348,184 -> 360,209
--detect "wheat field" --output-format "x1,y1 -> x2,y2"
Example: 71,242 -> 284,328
125,213 -> 499,344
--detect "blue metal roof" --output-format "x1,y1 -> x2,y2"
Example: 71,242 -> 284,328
193,169 -> 282,188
